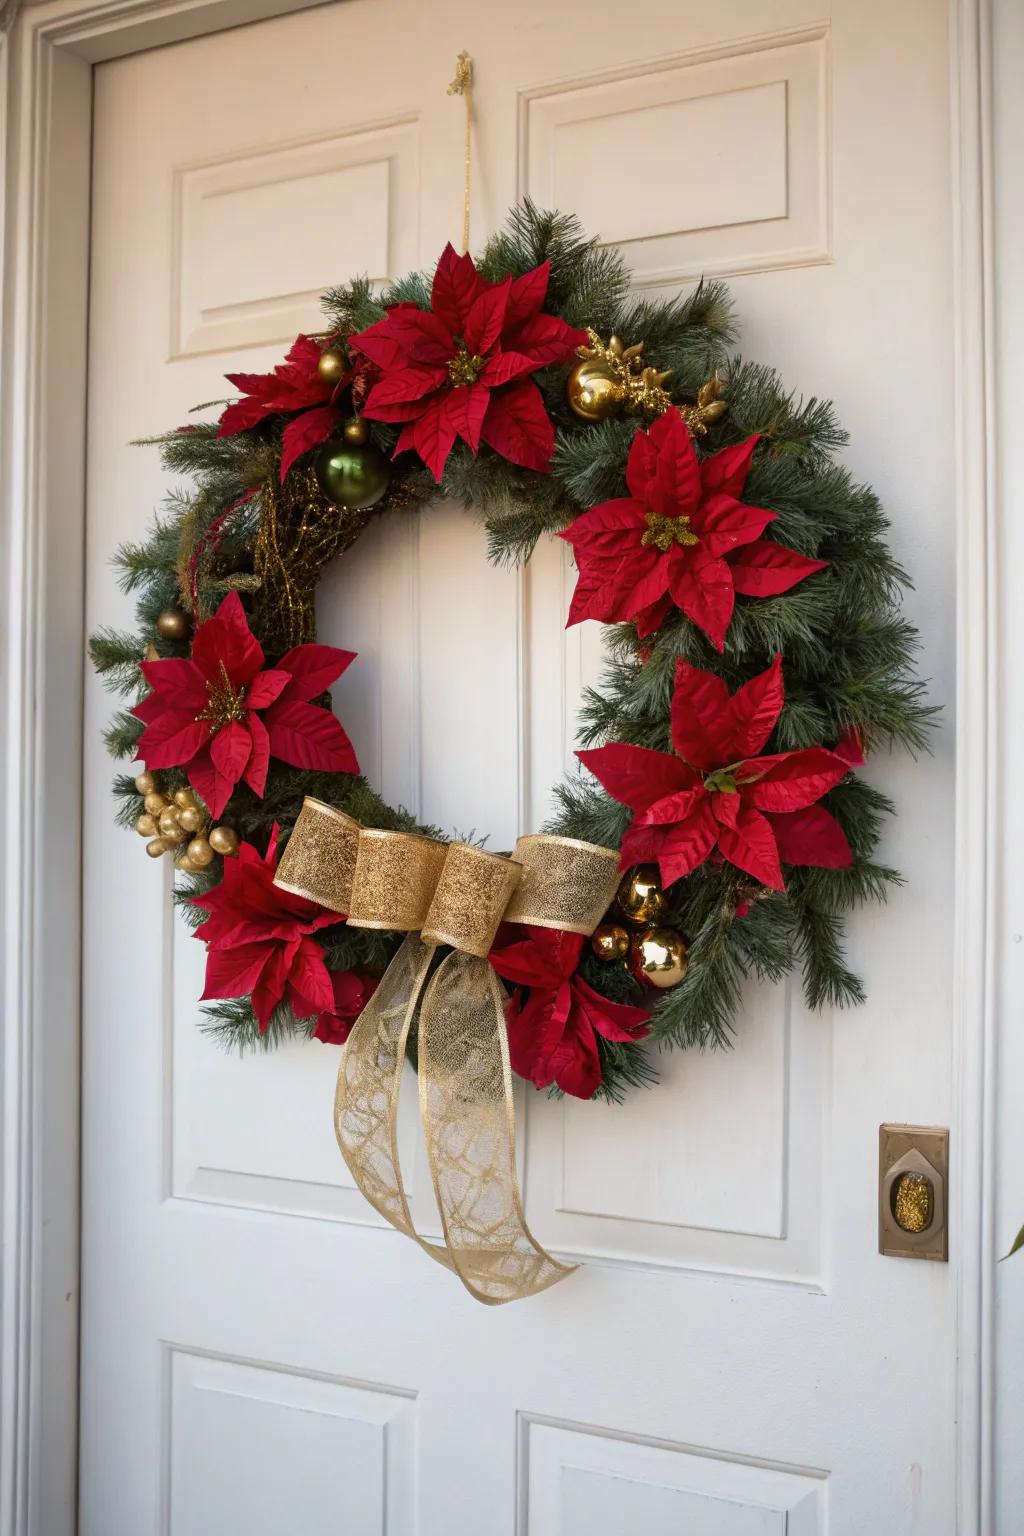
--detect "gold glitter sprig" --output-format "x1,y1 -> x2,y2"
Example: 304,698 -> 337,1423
573,329 -> 729,432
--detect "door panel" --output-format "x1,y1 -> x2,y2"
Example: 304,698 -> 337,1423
81,2 -> 956,1531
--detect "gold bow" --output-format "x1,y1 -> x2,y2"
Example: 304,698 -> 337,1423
273,797 -> 622,1304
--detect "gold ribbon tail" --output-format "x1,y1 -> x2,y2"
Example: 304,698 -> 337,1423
418,950 -> 574,1303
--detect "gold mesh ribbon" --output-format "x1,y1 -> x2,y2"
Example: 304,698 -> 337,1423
275,799 -> 621,1303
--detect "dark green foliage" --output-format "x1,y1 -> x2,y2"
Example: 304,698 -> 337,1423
89,201 -> 935,1095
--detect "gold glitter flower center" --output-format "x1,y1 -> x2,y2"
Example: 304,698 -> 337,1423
199,662 -> 248,728
641,510 -> 700,553
447,343 -> 486,387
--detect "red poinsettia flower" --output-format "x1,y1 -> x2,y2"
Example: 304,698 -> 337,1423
351,244 -> 588,482
193,827 -> 337,1030
578,654 -> 854,893
560,409 -> 828,649
312,968 -> 379,1044
217,334 -> 377,481
489,924 -> 650,1100
133,591 -> 359,819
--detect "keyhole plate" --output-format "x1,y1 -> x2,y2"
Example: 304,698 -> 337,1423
879,1124 -> 949,1261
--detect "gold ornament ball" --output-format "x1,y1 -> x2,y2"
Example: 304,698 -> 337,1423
316,346 -> 347,385
590,922 -> 631,962
173,786 -> 197,810
208,825 -> 240,857
178,806 -> 205,833
314,436 -> 391,511
341,415 -> 369,446
615,864 -> 665,926
155,607 -> 190,642
145,836 -> 170,859
134,770 -> 156,795
185,835 -> 215,869
629,926 -> 688,990
566,358 -> 620,422
143,791 -> 168,816
158,806 -> 181,836
176,854 -> 200,874
135,813 -> 159,838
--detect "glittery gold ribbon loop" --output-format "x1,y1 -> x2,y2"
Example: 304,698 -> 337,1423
274,802 -> 623,1302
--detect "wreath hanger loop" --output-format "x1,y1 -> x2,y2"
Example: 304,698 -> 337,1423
446,49 -> 474,254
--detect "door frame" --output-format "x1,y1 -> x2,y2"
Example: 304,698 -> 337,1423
0,1 -> 1012,1531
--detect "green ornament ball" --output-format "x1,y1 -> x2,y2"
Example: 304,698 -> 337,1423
314,436 -> 390,511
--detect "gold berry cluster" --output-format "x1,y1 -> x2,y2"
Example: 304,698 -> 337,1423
132,771 -> 239,872
590,865 -> 688,990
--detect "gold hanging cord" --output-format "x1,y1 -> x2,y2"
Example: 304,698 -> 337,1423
447,50 -> 474,254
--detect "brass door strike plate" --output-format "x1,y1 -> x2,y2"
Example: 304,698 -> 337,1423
879,1124 -> 949,1261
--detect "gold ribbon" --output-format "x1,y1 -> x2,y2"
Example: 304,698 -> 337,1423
273,797 -> 621,1304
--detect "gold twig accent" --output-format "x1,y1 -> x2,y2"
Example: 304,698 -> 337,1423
447,50 -> 474,254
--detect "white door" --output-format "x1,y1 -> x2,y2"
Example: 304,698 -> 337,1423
81,2 -> 957,1531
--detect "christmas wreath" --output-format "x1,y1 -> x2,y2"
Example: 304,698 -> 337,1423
90,203 -> 934,1109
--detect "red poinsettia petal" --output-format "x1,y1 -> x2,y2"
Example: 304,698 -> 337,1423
272,643 -> 357,703
209,719 -> 251,790
560,498 -> 647,559
411,395 -> 459,482
742,747 -> 850,812
136,713 -> 212,770
572,976 -> 650,1044
362,364 -> 448,412
634,785 -> 708,827
431,243 -> 488,335
479,350 -> 536,388
627,798 -> 720,888
348,316 -> 413,373
577,742 -> 698,811
669,550 -> 735,653
489,924 -> 584,987
279,404 -> 340,482
721,653 -> 786,761
546,1015 -> 604,1100
281,334 -> 323,376
480,379 -> 554,472
504,983 -> 574,1089
502,261 -> 550,331
264,699 -> 360,774
285,936 -> 335,1019
696,493 -> 777,557
445,381 -> 490,453
191,592 -> 265,688
218,395 -> 277,437
462,278 -> 511,356
378,305 -> 454,367
668,660 -> 735,770
184,744 -> 224,820
634,593 -> 674,639
244,668 -> 291,710
647,408 -> 701,520
224,370 -> 273,395
313,970 -> 377,1044
503,310 -> 588,367
699,434 -> 759,499
624,420 -> 661,503
716,802 -> 785,891
728,540 -> 829,597
251,942 -> 296,1029
138,657 -> 208,708
767,803 -> 852,869
200,940 -> 277,1007
243,711 -> 270,799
